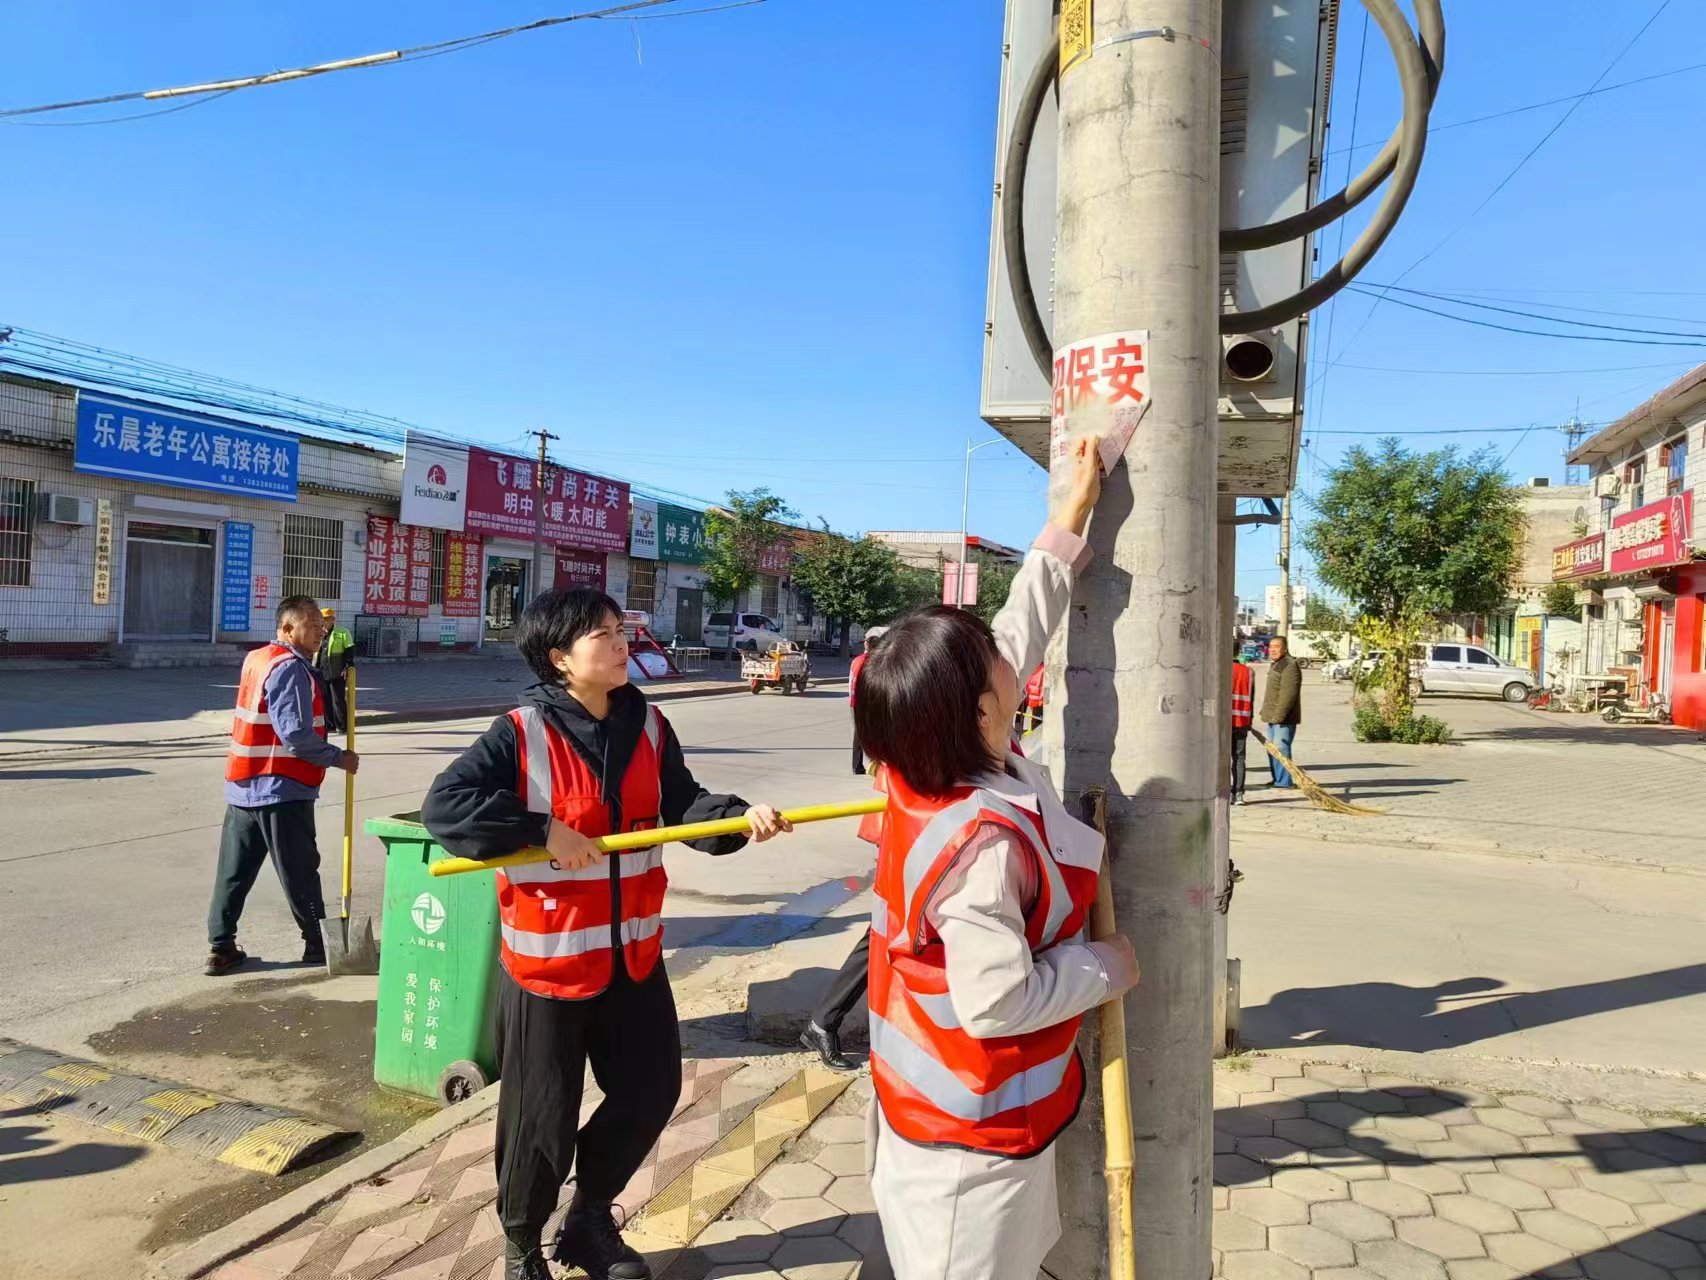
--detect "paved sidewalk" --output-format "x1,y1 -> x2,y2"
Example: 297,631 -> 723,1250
0,654 -> 851,758
1233,672 -> 1706,875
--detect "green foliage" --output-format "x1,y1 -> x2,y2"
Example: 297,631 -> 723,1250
1541,582 -> 1583,621
792,532 -> 931,654
702,488 -> 798,612
1303,597 -> 1354,633
1353,696 -> 1453,745
964,553 -> 1019,627
1305,440 -> 1526,626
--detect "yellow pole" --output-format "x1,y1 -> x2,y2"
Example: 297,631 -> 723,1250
341,668 -> 356,921
1084,786 -> 1138,1280
428,796 -> 887,877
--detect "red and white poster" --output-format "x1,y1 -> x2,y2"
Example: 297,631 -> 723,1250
757,538 -> 793,575
463,447 -> 630,554
1050,329 -> 1151,468
1608,492 -> 1693,577
364,515 -> 431,616
554,549 -> 608,592
442,532 -> 483,618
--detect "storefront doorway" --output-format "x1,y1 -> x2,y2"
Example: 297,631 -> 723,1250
484,555 -> 529,642
122,520 -> 214,641
1658,604 -> 1676,700
674,587 -> 704,643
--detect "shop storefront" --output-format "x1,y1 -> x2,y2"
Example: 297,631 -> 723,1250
1607,492 -> 1698,722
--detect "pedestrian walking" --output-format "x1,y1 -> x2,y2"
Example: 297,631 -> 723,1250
314,606 -> 356,732
848,626 -> 886,776
1231,646 -> 1254,803
854,438 -> 1141,1280
420,587 -> 793,1280
1261,634 -> 1303,789
206,596 -> 359,976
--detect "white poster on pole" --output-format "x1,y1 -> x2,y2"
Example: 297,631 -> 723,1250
400,433 -> 471,531
1049,329 -> 1151,469
630,496 -> 660,559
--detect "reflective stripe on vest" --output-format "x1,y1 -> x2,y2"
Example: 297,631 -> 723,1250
496,702 -> 667,1000
1231,664 -> 1255,728
868,769 -> 1100,1157
225,644 -> 328,789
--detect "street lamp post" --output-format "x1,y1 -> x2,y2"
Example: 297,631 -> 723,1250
958,437 -> 1004,607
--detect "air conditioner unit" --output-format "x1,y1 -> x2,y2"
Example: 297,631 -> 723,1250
36,493 -> 95,526
1593,473 -> 1622,500
1574,589 -> 1603,607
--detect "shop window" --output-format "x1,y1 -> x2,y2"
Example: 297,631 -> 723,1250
430,530 -> 447,606
0,476 -> 34,587
627,559 -> 658,613
1665,435 -> 1689,497
282,514 -> 344,601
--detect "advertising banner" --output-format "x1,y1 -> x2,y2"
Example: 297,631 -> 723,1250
364,515 -> 431,616
554,550 -> 608,592
630,496 -> 659,559
221,522 -> 254,631
400,433 -> 471,531
1608,493 -> 1693,577
464,448 -> 631,553
76,391 -> 299,501
442,533 -> 483,618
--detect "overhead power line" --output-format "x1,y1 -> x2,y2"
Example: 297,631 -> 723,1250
1337,359 -> 1694,376
1357,283 -> 1706,340
0,0 -> 764,121
1342,286 -> 1706,348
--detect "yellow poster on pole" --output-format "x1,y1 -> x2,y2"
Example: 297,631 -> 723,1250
1060,0 -> 1093,76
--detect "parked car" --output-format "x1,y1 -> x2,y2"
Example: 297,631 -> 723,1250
1327,650 -> 1385,682
1410,643 -> 1531,703
704,611 -> 786,652
1238,643 -> 1265,663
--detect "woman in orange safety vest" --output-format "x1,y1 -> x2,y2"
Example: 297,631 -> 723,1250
422,588 -> 793,1280
853,438 -> 1141,1280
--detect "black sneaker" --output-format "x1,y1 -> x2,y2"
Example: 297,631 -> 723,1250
554,1202 -> 650,1280
801,1021 -> 857,1072
204,948 -> 249,977
503,1240 -> 551,1280
302,941 -> 327,966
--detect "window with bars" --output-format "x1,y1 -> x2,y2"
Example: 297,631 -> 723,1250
627,559 -> 658,613
282,514 -> 344,602
0,477 -> 34,588
430,530 -> 447,606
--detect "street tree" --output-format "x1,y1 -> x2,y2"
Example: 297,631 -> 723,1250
702,488 -> 798,639
1306,440 -> 1524,718
1542,582 -> 1583,621
791,532 -> 916,656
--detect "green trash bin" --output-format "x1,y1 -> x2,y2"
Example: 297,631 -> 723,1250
367,813 -> 502,1105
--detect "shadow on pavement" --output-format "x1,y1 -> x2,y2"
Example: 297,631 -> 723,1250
1243,965 -> 1706,1054
0,1118 -> 144,1185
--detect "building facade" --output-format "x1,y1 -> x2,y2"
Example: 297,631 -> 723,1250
1557,365 -> 1705,728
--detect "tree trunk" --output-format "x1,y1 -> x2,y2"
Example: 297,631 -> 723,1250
838,619 -> 852,659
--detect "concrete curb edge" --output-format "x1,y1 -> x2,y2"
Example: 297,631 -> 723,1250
150,1084 -> 502,1280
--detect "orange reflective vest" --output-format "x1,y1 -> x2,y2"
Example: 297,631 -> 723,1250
1024,664 -> 1046,709
868,767 -> 1100,1157
1231,662 -> 1255,729
225,643 -> 329,789
499,704 -> 666,1000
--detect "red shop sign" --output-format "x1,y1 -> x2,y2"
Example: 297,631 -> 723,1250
464,447 -> 630,554
1607,492 -> 1693,577
1551,534 -> 1604,581
554,549 -> 608,592
364,515 -> 431,616
442,532 -> 483,618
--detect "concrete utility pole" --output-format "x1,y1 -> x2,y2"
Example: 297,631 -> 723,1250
1277,491 -> 1292,635
530,428 -> 558,597
1046,2 -> 1222,1275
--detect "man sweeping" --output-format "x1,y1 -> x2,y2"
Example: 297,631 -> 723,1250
1260,635 -> 1303,789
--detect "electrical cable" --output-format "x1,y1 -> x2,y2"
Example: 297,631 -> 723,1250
0,0 -> 763,120
1356,284 -> 1706,340
1001,0 -> 1445,375
1341,287 -> 1706,348
1354,286 -> 1706,330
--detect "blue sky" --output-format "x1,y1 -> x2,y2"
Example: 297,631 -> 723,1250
5,1 -> 1705,601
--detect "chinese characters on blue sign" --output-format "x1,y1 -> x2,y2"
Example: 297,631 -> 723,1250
221,523 -> 254,633
75,392 -> 299,501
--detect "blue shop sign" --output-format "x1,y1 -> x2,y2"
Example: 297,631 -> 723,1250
75,391 -> 299,501
221,522 -> 254,632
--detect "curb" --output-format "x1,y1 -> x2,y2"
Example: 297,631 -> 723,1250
150,1083 -> 502,1280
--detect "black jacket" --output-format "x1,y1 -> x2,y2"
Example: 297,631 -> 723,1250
421,681 -> 750,860
1260,655 -> 1303,726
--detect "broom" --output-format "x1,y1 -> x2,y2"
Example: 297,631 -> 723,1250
1248,728 -> 1382,816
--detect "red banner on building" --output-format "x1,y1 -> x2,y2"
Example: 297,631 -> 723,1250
364,515 -> 431,616
463,447 -> 630,553
757,539 -> 793,575
443,532 -> 483,618
1608,492 -> 1693,577
1551,534 -> 1605,581
554,549 -> 608,592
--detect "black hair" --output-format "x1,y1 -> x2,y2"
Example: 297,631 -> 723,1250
854,606 -> 1001,797
277,595 -> 321,627
517,587 -> 624,684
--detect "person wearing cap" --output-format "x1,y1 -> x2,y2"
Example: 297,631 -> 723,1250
314,606 -> 356,732
848,626 -> 886,776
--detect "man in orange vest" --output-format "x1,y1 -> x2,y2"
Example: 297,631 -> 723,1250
422,587 -> 791,1280
1231,643 -> 1255,804
207,595 -> 360,976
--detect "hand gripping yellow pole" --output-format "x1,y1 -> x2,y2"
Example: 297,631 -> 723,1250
341,668 -> 356,912
1082,784 -> 1138,1280
428,796 -> 888,877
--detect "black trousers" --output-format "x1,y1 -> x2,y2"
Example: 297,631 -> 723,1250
1231,728 -> 1249,798
852,732 -> 866,777
813,930 -> 870,1034
207,801 -> 326,950
494,962 -> 683,1241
